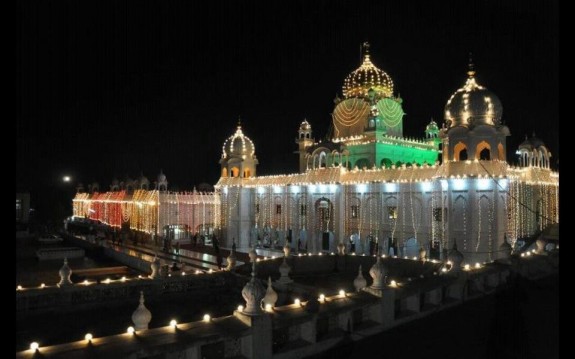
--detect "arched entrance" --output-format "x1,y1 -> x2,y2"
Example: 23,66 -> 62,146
315,198 -> 334,251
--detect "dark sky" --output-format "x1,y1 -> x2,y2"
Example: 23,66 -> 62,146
17,0 -> 558,216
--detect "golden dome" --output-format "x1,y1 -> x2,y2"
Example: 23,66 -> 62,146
222,124 -> 256,159
444,61 -> 503,128
342,43 -> 394,99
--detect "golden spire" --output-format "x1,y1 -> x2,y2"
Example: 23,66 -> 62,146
363,41 -> 370,57
467,52 -> 476,77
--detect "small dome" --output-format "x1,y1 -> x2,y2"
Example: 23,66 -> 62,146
529,134 -> 545,148
139,174 -> 149,184
157,171 -> 166,182
369,256 -> 386,290
57,258 -> 73,287
342,42 -> 394,99
241,264 -> 266,316
299,119 -> 311,131
222,124 -> 256,159
426,119 -> 439,133
262,276 -> 278,307
519,134 -> 547,151
444,63 -> 503,128
132,291 -> 152,330
111,178 -> 119,185
519,135 -> 533,151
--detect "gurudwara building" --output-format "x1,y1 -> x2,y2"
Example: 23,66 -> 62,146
73,44 -> 558,264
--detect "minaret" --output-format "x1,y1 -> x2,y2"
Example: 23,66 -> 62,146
295,119 -> 313,173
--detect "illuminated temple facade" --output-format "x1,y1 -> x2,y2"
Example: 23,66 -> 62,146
73,45 -> 558,264
215,45 -> 559,263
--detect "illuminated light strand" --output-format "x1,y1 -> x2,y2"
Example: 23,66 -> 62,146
476,195 -> 482,252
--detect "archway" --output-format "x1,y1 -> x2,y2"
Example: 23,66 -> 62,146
355,158 -> 370,169
454,142 -> 468,161
231,167 -> 240,177
475,141 -> 491,160
315,198 -> 334,233
319,152 -> 327,168
221,168 -> 228,177
243,168 -> 251,178
381,158 -> 393,168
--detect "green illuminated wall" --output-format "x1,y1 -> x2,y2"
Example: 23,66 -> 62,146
347,141 -> 439,169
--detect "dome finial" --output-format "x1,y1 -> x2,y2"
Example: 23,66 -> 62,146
467,52 -> 475,77
363,41 -> 370,56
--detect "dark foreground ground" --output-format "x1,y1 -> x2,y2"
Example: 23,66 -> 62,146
308,273 -> 559,359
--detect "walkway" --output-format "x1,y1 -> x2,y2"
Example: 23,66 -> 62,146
73,235 -> 245,271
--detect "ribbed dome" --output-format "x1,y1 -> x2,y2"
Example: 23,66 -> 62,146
519,136 -> 533,150
222,125 -> 256,159
426,119 -> 439,133
444,67 -> 502,128
342,43 -> 394,99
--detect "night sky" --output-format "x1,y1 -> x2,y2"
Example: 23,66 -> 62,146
17,0 -> 558,220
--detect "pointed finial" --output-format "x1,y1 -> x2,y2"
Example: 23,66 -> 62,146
363,41 -> 370,54
452,240 -> 458,250
237,116 -> 242,128
467,52 -> 475,77
139,291 -> 145,304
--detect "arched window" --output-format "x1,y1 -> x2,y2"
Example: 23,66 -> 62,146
244,168 -> 251,178
475,141 -> 491,160
454,142 -> 468,161
479,148 -> 490,160
221,168 -> 228,177
381,158 -> 393,168
319,152 -> 327,168
355,158 -> 370,169
231,167 -> 240,177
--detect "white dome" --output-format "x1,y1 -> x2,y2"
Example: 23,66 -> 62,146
444,68 -> 502,128
132,291 -> 152,330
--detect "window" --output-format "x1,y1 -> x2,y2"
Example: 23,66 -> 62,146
387,207 -> 398,219
300,204 -> 307,216
276,205 -> 282,215
433,208 -> 446,221
255,204 -> 260,214
351,205 -> 359,219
